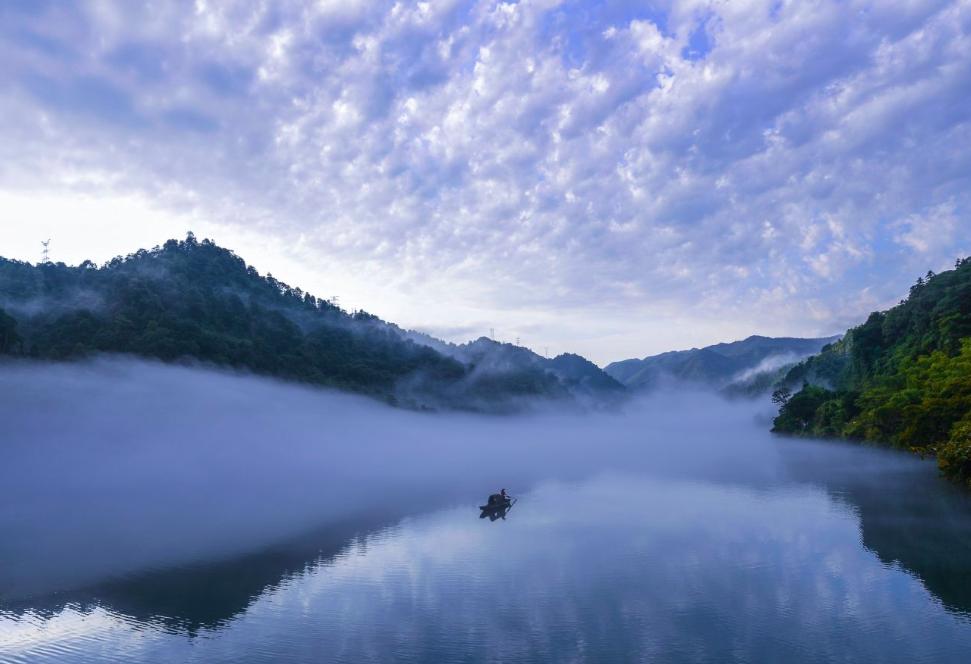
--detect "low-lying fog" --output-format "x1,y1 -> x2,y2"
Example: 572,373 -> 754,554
0,357 -> 949,603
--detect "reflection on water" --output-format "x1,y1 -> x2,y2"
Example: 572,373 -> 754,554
4,476 -> 971,663
2,360 -> 971,663
779,441 -> 971,617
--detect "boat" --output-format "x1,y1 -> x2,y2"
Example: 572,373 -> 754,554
480,498 -> 515,511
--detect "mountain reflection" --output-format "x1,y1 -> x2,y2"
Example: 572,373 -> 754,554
6,446 -> 971,641
1,518 -> 394,634
7,474 -> 971,664
777,439 -> 971,617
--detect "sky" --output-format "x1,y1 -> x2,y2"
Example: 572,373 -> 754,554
0,0 -> 969,365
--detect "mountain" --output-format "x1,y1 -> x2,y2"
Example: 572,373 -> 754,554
435,338 -> 624,397
772,258 -> 971,487
0,234 -> 622,412
605,335 -> 840,392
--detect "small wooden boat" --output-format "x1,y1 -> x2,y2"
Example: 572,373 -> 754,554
480,498 -> 515,511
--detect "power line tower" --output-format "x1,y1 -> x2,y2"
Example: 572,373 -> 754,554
490,327 -> 495,340
515,336 -> 520,346
41,239 -> 51,264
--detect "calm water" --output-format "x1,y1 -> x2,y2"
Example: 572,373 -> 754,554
2,360 -> 971,663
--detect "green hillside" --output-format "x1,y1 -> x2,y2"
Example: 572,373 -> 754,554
0,234 -> 621,412
773,258 -> 971,486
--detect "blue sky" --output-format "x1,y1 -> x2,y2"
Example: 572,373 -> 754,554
1,0 -> 969,364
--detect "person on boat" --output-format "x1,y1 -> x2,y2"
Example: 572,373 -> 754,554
486,489 -> 509,506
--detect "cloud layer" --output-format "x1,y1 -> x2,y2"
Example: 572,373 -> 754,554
1,1 -> 970,362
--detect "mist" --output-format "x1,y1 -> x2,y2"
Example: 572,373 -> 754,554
0,357 -> 944,605
730,352 -> 800,383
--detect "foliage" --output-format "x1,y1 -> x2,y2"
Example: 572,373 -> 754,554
773,258 -> 971,485
771,383 -> 837,433
0,235 -> 597,411
0,307 -> 21,354
938,417 -> 971,489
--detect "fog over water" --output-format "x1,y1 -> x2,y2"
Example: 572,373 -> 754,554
0,358 -> 771,598
3,358 -> 971,663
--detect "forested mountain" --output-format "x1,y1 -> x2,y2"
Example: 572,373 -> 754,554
429,337 -> 624,396
605,335 -> 839,393
773,258 -> 971,486
0,234 -> 622,412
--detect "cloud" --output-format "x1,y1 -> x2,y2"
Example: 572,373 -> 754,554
893,200 -> 960,257
1,0 -> 970,361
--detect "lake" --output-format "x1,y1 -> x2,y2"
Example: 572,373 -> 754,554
2,359 -> 971,663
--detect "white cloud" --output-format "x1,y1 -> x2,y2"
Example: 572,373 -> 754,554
0,0 -> 969,362
894,201 -> 962,257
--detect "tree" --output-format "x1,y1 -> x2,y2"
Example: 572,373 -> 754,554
772,384 -> 835,433
771,387 -> 791,406
0,307 -> 21,354
939,417 -> 971,488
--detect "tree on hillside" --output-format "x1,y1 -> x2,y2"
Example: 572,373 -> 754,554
0,308 -> 21,354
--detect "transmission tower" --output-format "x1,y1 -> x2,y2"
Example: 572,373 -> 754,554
41,239 -> 51,264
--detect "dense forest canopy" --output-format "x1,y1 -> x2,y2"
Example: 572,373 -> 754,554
0,234 -> 621,412
773,257 -> 971,486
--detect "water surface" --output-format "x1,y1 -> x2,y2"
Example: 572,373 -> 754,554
2,360 -> 971,662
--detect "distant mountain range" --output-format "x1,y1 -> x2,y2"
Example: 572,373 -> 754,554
0,233 -> 849,411
605,335 -> 841,392
0,234 -> 621,412
440,337 -> 624,395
